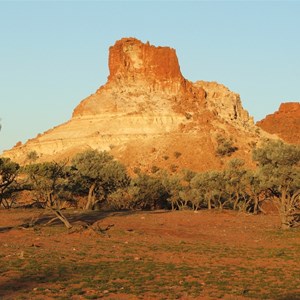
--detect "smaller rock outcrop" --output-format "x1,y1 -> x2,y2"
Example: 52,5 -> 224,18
195,81 -> 254,128
256,102 -> 300,144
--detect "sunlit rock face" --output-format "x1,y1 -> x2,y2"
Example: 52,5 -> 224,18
73,37 -> 206,117
3,37 -> 261,172
257,102 -> 300,144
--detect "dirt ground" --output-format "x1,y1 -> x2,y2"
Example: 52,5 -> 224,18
0,209 -> 299,300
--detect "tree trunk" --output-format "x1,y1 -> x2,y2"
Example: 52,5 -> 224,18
207,193 -> 212,210
233,192 -> 239,210
253,195 -> 259,214
85,183 -> 96,210
50,208 -> 72,229
47,191 -> 54,207
171,201 -> 174,211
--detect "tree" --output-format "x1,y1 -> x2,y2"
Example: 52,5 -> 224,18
71,150 -> 129,210
191,170 -> 226,210
223,159 -> 248,210
253,140 -> 300,229
161,173 -> 183,210
243,170 -> 266,214
0,158 -> 20,208
24,160 -> 72,228
130,173 -> 169,210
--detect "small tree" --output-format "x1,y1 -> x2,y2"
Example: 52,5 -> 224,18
243,170 -> 266,214
71,150 -> 129,210
0,158 -> 20,208
24,161 -> 72,228
161,173 -> 183,210
130,174 -> 169,210
253,140 -> 300,229
191,170 -> 226,210
223,158 -> 248,210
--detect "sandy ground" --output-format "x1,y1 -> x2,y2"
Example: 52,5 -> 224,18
0,209 -> 299,299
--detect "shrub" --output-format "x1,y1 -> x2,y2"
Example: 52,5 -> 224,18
215,134 -> 238,157
151,165 -> 160,174
130,174 -> 170,210
174,151 -> 182,159
170,164 -> 178,172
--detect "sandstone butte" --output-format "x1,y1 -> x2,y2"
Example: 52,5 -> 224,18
2,38 -> 274,172
256,102 -> 300,145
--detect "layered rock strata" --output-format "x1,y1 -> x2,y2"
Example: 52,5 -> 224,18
3,38 -> 260,172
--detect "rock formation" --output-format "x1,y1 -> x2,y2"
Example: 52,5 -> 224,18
2,37 -> 262,172
256,102 -> 300,144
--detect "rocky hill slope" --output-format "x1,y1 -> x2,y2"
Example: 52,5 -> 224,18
3,38 -> 264,172
256,102 -> 300,145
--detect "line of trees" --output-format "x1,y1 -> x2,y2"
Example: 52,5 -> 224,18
0,141 -> 299,229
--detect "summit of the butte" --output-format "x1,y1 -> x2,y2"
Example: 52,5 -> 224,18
3,38 -> 266,172
256,102 -> 300,145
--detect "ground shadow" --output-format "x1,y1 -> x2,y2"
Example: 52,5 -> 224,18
0,209 -> 170,232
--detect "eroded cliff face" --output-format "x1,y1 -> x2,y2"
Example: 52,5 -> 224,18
3,38 -> 260,172
195,81 -> 253,126
73,38 -> 206,117
256,102 -> 300,144
108,38 -> 183,85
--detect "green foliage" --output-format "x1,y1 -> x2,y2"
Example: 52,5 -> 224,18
24,161 -> 68,208
106,187 -> 136,210
130,174 -> 169,210
223,159 -> 248,210
182,169 -> 196,183
151,165 -> 160,174
179,188 -> 201,210
253,140 -> 300,228
191,170 -> 226,210
215,134 -> 238,157
23,160 -> 72,228
3,138 -> 299,231
161,173 -> 183,210
0,157 -> 20,208
27,150 -> 39,163
71,150 -> 130,210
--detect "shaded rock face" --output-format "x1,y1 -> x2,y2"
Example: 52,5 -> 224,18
3,38 -> 259,172
256,102 -> 300,144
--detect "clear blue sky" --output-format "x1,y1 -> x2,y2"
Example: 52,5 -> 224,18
1,1 -> 299,153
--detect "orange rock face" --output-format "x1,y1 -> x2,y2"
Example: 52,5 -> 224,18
73,38 -> 206,117
256,102 -> 300,144
2,37 -> 259,172
108,38 -> 183,83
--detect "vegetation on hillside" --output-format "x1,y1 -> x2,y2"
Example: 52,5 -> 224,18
1,140 -> 299,229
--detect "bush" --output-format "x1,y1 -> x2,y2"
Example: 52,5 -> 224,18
174,151 -> 182,159
215,134 -> 238,157
106,188 -> 136,210
130,174 -> 170,210
151,165 -> 160,174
